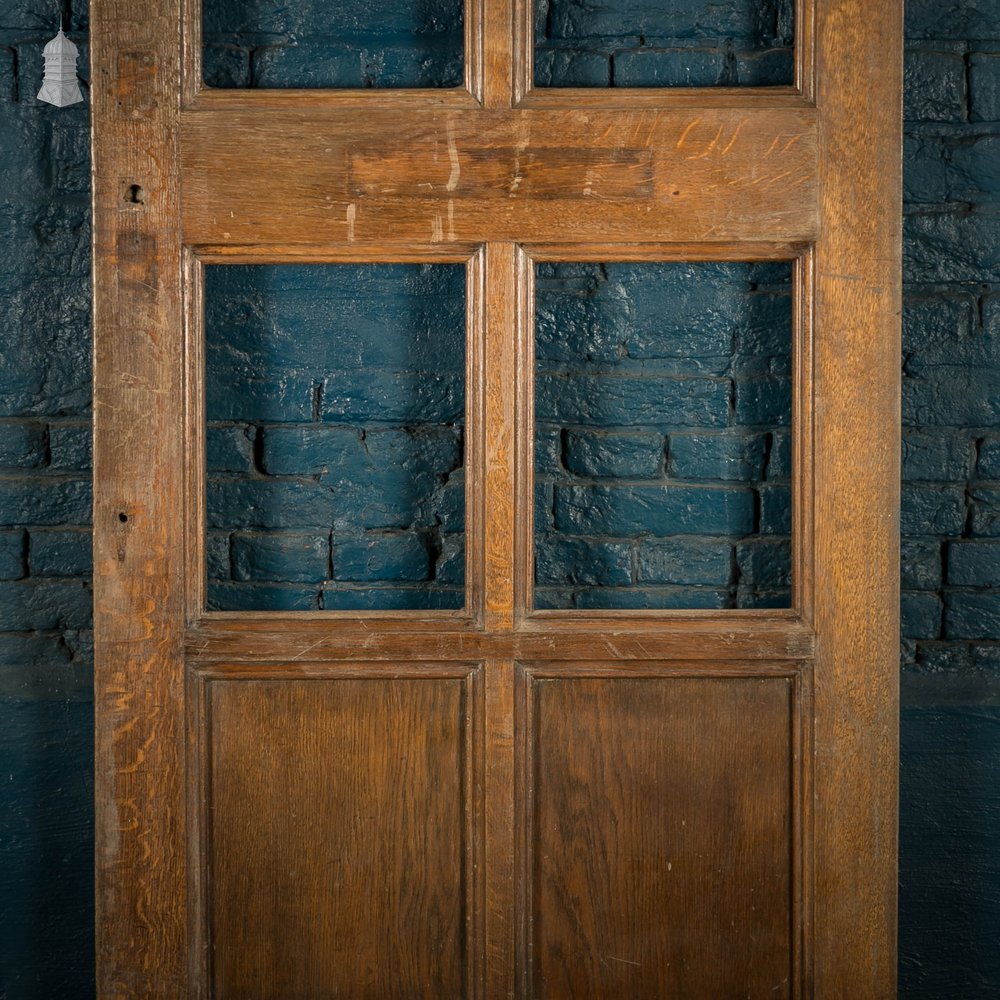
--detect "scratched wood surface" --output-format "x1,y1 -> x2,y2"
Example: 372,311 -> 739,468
180,107 -> 818,248
92,0 -> 901,996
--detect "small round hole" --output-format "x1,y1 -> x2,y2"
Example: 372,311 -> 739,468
125,184 -> 145,204
118,512 -> 129,523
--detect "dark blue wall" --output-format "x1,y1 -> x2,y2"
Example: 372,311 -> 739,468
1,0 -> 999,996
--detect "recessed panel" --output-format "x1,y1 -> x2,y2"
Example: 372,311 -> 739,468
534,0 -> 794,87
527,672 -> 795,998
534,261 -> 793,610
206,674 -> 475,999
202,0 -> 464,88
205,264 -> 465,612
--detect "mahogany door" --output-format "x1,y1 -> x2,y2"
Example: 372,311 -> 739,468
91,0 -> 901,996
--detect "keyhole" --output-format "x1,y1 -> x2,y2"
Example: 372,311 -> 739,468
125,184 -> 145,204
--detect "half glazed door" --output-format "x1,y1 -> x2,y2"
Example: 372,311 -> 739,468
92,0 -> 901,997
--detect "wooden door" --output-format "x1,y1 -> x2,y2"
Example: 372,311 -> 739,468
91,1 -> 901,996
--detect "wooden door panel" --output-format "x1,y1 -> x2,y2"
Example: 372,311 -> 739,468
201,670 -> 481,999
523,670 -> 798,998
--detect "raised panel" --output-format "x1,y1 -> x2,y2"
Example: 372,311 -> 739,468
202,670 -> 480,999
524,670 -> 798,998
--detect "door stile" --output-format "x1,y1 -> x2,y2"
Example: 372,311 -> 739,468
92,2 -> 188,997
812,0 -> 902,995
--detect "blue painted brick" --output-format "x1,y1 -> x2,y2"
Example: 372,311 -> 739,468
668,431 -> 768,482
571,586 -> 729,610
736,538 -> 791,588
232,532 -> 328,583
904,212 -> 1000,284
207,479 -> 340,531
0,477 -> 91,527
903,432 -> 973,481
948,541 -> 1000,586
0,632 -> 73,670
904,136 -> 949,204
208,582 -> 319,612
949,136 -> 1000,201
321,585 -> 462,611
0,421 -> 45,468
202,45 -> 251,88
970,486 -> 1000,536
901,485 -> 967,536
535,429 -> 563,474
206,425 -> 255,473
758,484 -> 792,535
29,529 -> 92,577
0,529 -> 24,580
635,538 -> 732,586
563,430 -> 663,478
768,430 -> 792,479
613,48 -> 727,87
206,533 -> 231,580
906,0 -> 1000,40
904,49 -> 967,123
945,592 -> 1000,640
734,377 -> 791,426
901,539 -> 943,591
902,591 -> 944,640
737,588 -> 791,609
48,423 -> 91,471
0,579 -> 91,630
534,48 -> 610,87
253,41 -> 463,89
536,537 -> 632,586
535,482 -> 554,534
554,484 -> 754,536
537,373 -> 730,428
435,535 -> 465,585
980,436 -> 1000,478
970,52 -> 1000,122
335,533 -> 430,583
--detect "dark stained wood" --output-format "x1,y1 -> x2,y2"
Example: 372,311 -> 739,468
179,106 -> 819,248
523,672 -> 797,998
204,672 -> 480,999
811,0 -> 903,995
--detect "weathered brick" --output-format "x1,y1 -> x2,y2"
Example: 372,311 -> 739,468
0,529 -> 25,580
537,373 -> 730,428
758,484 -> 791,535
207,479 -> 340,531
970,51 -> 1000,122
635,538 -> 732,586
232,532 -> 328,583
902,431 -> 974,481
535,429 -> 563,475
536,537 -> 632,586
906,0 -> 1000,40
944,592 -> 1000,640
904,49 -> 967,123
904,211 -> 1000,284
0,579 -> 91,630
948,540 -> 1000,586
733,376 -> 791,426
534,48 -> 610,87
335,533 -> 430,583
554,484 -> 754,536
206,533 -> 231,581
901,539 -> 943,591
48,423 -> 91,471
29,529 -> 92,577
0,421 -> 45,467
320,585 -> 462,611
736,588 -> 791,609
0,476 -> 91,527
901,484 -> 967,535
668,430 -> 767,481
767,430 -> 792,479
563,429 -> 663,478
207,582 -> 320,612
948,135 -> 1000,201
206,425 -> 256,473
202,44 -> 251,88
970,486 -> 1000,536
736,538 -> 791,588
902,591 -> 944,640
570,586 -> 729,610
903,136 -> 950,204
980,436 -> 1000,477
435,535 -> 465,585
613,47 -> 727,87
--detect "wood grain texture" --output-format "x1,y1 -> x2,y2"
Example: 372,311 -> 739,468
179,107 -> 818,247
812,1 -> 902,996
524,672 -> 796,998
91,2 -> 187,997
205,672 -> 480,999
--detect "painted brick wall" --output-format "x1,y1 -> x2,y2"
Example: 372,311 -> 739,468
1,0 -> 999,996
